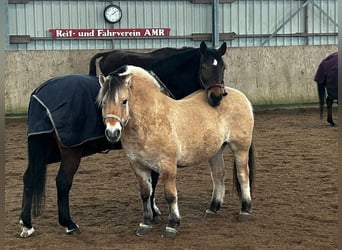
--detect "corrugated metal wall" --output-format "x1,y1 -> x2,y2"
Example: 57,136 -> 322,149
6,0 -> 338,50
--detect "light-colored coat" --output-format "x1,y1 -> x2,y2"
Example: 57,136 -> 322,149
98,66 -> 254,238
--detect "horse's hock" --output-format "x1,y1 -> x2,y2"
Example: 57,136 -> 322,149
5,45 -> 337,114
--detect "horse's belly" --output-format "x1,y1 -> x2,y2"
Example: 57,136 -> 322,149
177,142 -> 223,166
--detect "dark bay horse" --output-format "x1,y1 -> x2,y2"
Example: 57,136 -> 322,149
89,46 -> 194,75
90,41 -> 228,107
314,52 -> 338,126
19,42 -> 228,237
97,66 -> 255,238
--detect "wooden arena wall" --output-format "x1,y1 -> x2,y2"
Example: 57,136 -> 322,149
5,44 -> 337,114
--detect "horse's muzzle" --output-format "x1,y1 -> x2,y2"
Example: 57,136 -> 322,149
206,84 -> 227,107
208,92 -> 223,107
105,128 -> 121,143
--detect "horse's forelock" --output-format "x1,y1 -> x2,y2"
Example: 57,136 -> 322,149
99,73 -> 127,105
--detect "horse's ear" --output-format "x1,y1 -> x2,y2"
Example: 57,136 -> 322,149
200,41 -> 207,55
95,56 -> 103,76
123,74 -> 133,87
218,42 -> 227,55
98,74 -> 106,87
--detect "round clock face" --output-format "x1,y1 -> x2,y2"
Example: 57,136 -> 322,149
104,5 -> 122,24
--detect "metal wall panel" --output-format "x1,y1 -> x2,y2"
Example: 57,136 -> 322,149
6,0 -> 338,50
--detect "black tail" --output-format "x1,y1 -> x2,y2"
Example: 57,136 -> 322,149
26,135 -> 49,217
233,142 -> 255,197
317,82 -> 326,119
89,52 -> 107,75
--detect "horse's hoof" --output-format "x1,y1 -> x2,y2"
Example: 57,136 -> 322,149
204,209 -> 217,218
161,226 -> 178,238
19,220 -> 35,238
238,211 -> 251,222
65,224 -> 81,235
135,223 -> 153,236
152,215 -> 162,224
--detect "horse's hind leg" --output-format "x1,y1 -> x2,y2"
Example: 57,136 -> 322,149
56,146 -> 82,234
232,148 -> 253,222
150,170 -> 161,223
326,96 -> 335,126
20,135 -> 50,238
205,144 -> 226,216
20,168 -> 36,237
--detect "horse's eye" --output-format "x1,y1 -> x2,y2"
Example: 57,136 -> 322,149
122,99 -> 128,105
202,64 -> 210,70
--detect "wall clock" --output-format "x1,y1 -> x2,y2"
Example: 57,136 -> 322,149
104,4 -> 122,24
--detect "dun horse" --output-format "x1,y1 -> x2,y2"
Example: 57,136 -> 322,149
314,52 -> 338,126
19,42 -> 227,238
97,66 -> 255,238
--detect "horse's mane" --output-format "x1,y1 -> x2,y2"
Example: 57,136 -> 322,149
97,65 -> 162,106
126,66 -> 162,90
97,66 -> 128,106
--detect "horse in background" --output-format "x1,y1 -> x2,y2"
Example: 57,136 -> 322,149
89,46 -> 194,75
97,65 -> 255,238
90,41 -> 228,107
314,52 -> 338,126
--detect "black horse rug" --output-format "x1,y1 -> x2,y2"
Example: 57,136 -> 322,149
27,74 -> 105,147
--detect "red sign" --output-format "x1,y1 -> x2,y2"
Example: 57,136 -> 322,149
49,28 -> 170,38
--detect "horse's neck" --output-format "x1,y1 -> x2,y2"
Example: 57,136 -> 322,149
130,82 -> 167,115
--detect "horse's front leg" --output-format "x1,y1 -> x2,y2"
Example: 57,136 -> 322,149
160,160 -> 180,238
56,147 -> 82,234
131,164 -> 155,236
326,96 -> 335,126
205,145 -> 226,216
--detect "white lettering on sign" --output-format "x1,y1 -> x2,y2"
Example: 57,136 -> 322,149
49,28 -> 171,39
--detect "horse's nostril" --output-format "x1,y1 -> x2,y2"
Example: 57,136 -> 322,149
113,129 -> 121,139
208,93 -> 222,107
105,129 -> 121,142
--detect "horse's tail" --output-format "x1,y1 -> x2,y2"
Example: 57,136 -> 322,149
89,52 -> 107,75
233,142 -> 255,197
25,134 -> 49,217
317,82 -> 326,119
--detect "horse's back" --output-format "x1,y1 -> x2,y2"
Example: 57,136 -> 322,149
314,52 -> 338,86
170,87 -> 254,163
182,86 -> 254,138
90,47 -> 195,76
182,87 -> 253,118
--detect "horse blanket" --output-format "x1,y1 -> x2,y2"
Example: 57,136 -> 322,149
27,74 -> 105,147
314,52 -> 338,99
